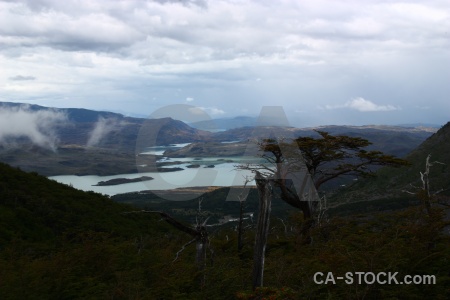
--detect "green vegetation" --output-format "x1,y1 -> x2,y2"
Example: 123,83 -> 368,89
1,102 -> 448,298
112,187 -> 296,224
1,162 -> 449,299
332,122 -> 450,205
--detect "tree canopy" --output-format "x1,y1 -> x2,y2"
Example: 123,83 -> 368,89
240,131 -> 410,241
294,131 -> 410,189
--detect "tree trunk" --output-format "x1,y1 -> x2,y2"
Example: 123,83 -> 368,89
195,225 -> 208,268
194,223 -> 209,288
238,199 -> 244,252
252,172 -> 272,290
277,180 -> 315,244
124,210 -> 210,287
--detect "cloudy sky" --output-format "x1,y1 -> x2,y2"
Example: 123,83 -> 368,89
1,0 -> 449,127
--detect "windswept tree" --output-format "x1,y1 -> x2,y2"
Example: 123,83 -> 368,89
241,131 -> 410,242
293,131 -> 410,189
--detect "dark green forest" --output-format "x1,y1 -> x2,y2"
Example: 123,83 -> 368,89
1,161 -> 449,299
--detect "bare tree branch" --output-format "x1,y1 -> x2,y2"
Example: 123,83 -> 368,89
173,238 -> 196,262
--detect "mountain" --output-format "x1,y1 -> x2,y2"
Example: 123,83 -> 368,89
331,122 -> 450,211
397,123 -> 442,128
179,125 -> 435,159
189,115 -> 295,130
0,102 -> 211,175
189,116 -> 257,130
0,101 -> 437,176
0,101 -> 211,151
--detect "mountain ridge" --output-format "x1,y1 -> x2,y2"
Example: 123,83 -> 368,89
331,121 -> 450,208
0,101 -> 438,176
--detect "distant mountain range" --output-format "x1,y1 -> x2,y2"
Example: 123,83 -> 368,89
0,101 -> 442,176
189,116 -> 258,130
189,116 -> 442,131
397,123 -> 442,128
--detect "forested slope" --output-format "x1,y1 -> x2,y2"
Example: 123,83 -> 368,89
1,162 -> 449,299
331,122 -> 450,211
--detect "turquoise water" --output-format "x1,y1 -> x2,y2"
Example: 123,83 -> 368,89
50,143 -> 262,196
50,158 -> 258,196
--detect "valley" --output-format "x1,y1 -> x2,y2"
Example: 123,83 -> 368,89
1,102 -> 449,299
2,2 -> 449,297
2,101 -> 447,218
0,102 -> 437,177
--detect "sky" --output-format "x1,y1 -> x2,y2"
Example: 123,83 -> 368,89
0,0 -> 449,127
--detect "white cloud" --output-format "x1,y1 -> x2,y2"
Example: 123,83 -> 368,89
322,97 -> 400,112
2,0 -> 447,66
345,97 -> 399,112
201,107 -> 225,116
186,97 -> 194,102
183,106 -> 225,117
187,107 -> 205,115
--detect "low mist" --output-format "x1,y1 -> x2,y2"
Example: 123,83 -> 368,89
86,116 -> 123,147
0,104 -> 67,151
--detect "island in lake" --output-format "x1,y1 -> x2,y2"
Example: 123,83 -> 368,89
94,176 -> 154,186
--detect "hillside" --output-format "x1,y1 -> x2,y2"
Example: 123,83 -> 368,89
331,122 -> 450,209
0,101 -> 211,151
1,162 -> 449,299
0,102 -> 211,175
112,186 -> 297,224
0,162 -> 164,245
212,125 -> 435,158
0,162 -> 190,298
0,101 -> 437,177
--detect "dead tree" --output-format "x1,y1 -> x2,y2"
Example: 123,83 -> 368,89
123,210 -> 209,269
252,171 -> 273,290
403,154 -> 447,216
237,195 -> 245,252
237,177 -> 252,253
315,195 -> 329,228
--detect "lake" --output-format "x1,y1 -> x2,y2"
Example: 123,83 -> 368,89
49,143 -> 259,196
